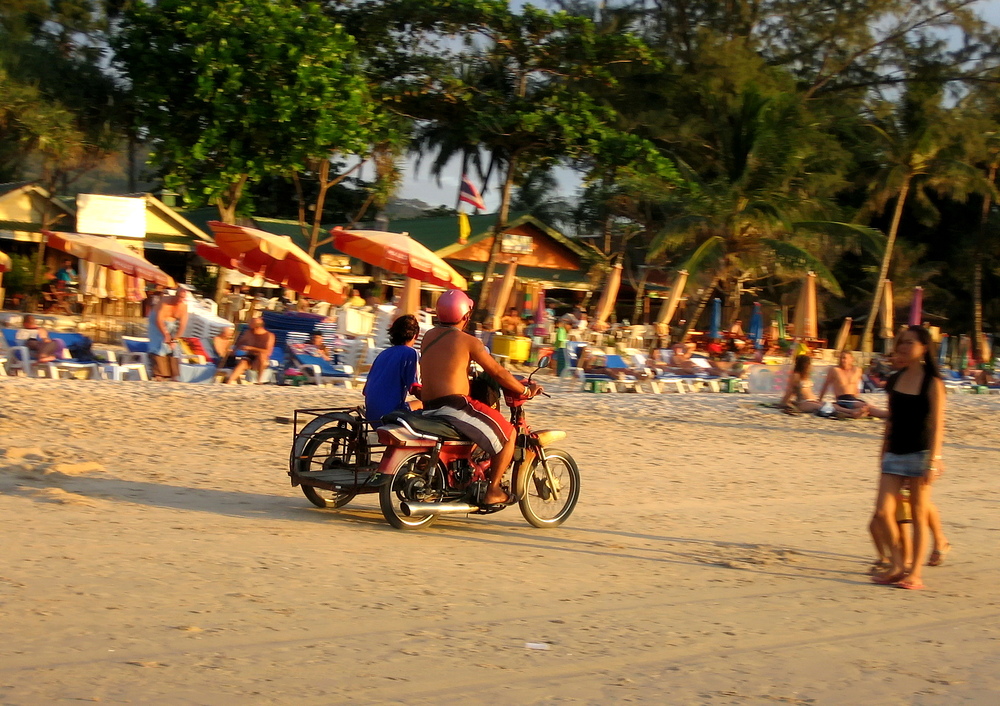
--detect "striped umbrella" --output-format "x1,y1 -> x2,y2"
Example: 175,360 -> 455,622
331,226 -> 467,290
207,222 -> 347,305
43,231 -> 175,287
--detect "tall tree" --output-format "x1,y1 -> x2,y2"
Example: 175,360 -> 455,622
113,0 -> 374,227
857,90 -> 984,352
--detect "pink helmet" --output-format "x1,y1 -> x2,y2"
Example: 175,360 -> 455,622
436,289 -> 474,324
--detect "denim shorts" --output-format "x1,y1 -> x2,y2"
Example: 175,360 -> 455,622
881,451 -> 929,478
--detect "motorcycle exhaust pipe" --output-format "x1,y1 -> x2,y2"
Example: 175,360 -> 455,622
401,501 -> 479,517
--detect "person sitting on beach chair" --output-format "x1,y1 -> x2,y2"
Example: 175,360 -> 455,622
225,316 -> 275,384
15,315 -> 65,363
578,348 -> 649,381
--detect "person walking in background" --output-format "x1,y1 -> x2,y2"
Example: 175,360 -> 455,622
147,285 -> 190,381
871,325 -> 946,590
554,319 -> 570,376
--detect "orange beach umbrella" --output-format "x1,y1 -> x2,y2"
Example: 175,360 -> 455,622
43,230 -> 175,287
208,222 -> 347,305
331,227 -> 467,290
656,269 -> 688,326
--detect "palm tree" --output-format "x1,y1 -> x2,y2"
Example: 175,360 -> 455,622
858,96 -> 986,352
621,87 -> 879,338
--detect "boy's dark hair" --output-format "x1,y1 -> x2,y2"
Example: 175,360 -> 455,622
389,314 -> 420,346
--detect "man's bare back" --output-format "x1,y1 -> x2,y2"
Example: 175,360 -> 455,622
419,326 -> 525,401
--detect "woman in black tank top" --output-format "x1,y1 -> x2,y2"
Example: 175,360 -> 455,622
872,326 -> 946,591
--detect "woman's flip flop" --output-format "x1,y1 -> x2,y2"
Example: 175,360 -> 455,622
927,544 -> 951,567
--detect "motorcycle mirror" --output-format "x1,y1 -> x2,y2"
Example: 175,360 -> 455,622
535,355 -> 551,369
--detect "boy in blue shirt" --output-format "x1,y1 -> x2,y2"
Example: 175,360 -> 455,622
363,315 -> 421,423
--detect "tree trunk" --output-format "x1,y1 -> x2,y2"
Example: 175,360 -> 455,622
213,175 -> 248,303
973,162 -> 997,362
475,155 -> 518,312
681,274 -> 721,342
861,176 -> 911,353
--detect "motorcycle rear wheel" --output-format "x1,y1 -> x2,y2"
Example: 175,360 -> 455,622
379,452 -> 445,530
518,448 -> 580,528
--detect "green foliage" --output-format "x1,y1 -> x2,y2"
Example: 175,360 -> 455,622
2,252 -> 41,295
113,0 -> 374,217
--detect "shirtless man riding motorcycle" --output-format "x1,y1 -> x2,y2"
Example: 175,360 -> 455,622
418,290 -> 542,507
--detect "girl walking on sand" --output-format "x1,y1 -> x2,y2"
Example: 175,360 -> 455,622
872,326 -> 946,590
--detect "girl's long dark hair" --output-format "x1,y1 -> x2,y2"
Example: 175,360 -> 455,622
906,325 -> 941,379
793,354 -> 811,376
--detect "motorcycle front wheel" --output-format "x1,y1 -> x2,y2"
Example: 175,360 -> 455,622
379,452 -> 445,530
518,448 -> 580,528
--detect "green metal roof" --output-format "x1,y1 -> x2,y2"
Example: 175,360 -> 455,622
454,260 -> 591,288
384,212 -> 512,253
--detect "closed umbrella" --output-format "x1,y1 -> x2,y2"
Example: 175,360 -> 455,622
834,317 -> 853,354
879,280 -> 894,340
489,259 -> 519,330
656,270 -> 688,327
208,222 -> 347,304
708,297 -> 722,340
43,231 -> 175,287
748,302 -> 764,349
534,285 -> 547,337
938,333 -> 949,367
594,262 -> 623,326
792,272 -> 818,340
0,250 -> 10,273
909,286 -> 923,326
776,308 -> 786,342
331,227 -> 467,290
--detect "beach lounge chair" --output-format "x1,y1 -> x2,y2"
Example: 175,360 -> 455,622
577,353 -> 647,393
1,328 -> 101,379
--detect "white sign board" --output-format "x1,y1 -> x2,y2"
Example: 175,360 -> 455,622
76,194 -> 147,239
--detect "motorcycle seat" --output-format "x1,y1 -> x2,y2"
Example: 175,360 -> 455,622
381,410 -> 465,441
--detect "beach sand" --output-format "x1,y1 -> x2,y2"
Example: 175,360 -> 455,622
1,376 -> 998,704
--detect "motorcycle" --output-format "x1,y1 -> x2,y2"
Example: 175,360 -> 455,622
287,357 -> 580,530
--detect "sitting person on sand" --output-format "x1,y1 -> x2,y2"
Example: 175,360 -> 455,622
364,315 -> 422,423
817,350 -> 868,418
16,315 -> 65,363
225,316 -> 275,384
778,355 -> 824,413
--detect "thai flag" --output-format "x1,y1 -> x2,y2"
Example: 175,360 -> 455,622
459,174 -> 486,211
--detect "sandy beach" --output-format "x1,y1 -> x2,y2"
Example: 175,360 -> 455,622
1,376 -> 998,704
